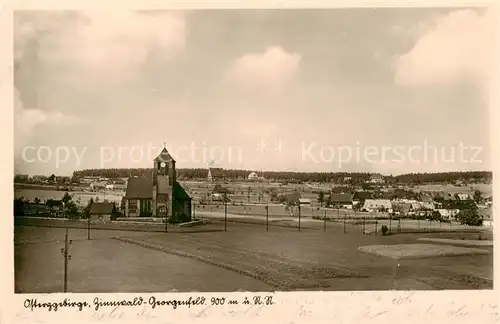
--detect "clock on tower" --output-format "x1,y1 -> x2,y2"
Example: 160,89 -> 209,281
159,162 -> 167,175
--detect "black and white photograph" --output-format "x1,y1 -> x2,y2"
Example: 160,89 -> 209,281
13,7 -> 495,295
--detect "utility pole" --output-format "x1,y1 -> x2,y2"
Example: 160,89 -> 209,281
323,210 -> 326,232
298,203 -> 301,231
87,214 -> 91,240
342,207 -> 346,234
224,193 -> 227,231
60,228 -> 72,292
165,207 -> 168,233
266,205 -> 269,231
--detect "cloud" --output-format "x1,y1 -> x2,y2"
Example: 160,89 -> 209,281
14,89 -> 83,155
394,9 -> 496,87
15,11 -> 185,81
226,46 -> 301,91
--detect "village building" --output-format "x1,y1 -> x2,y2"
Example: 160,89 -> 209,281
361,199 -> 393,213
457,193 -> 473,201
393,202 -> 413,217
89,201 -> 114,223
122,146 -> 192,222
298,198 -> 311,205
368,173 -> 385,184
248,172 -> 259,181
207,168 -> 225,182
90,181 -> 107,191
330,193 -> 353,209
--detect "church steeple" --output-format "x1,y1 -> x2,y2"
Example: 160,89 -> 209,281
154,143 -> 175,163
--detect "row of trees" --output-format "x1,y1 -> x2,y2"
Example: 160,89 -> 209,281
14,193 -> 121,220
71,169 -> 492,185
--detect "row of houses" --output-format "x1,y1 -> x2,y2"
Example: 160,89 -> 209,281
207,168 -> 265,182
324,191 -> 491,220
82,178 -> 128,191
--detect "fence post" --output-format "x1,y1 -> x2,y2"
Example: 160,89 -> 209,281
375,220 -> 378,236
389,214 -> 392,235
266,205 -> 269,231
193,204 -> 195,221
298,204 -> 301,231
363,215 -> 366,235
323,210 -> 326,232
87,215 -> 91,240
343,210 -> 346,234
224,195 -> 227,231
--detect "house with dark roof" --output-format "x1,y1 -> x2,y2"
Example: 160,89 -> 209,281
330,193 -> 353,208
207,168 -> 225,182
122,145 -> 192,222
90,201 -> 115,223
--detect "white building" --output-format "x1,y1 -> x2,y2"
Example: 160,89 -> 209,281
248,172 -> 259,181
437,208 -> 460,220
362,199 -> 393,213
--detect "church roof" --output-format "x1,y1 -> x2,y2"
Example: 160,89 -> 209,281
125,177 -> 153,199
173,181 -> 191,201
90,202 -> 115,214
154,147 -> 175,163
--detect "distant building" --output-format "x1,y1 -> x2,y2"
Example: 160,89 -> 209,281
248,172 -> 259,181
207,168 -> 225,182
393,203 -> 413,217
90,182 -> 107,191
368,174 -> 385,184
330,193 -> 352,209
437,208 -> 460,220
457,193 -> 473,201
298,198 -> 311,205
362,199 -> 392,213
14,174 -> 29,182
81,176 -> 100,184
89,202 -> 114,223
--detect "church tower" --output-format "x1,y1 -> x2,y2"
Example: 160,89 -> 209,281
152,143 -> 176,218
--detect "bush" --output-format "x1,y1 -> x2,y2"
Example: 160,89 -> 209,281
457,209 -> 483,226
381,225 -> 388,235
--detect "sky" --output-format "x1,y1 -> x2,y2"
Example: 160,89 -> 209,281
13,8 -> 496,176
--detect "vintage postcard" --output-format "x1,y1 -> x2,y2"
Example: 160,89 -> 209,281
2,0 -> 499,323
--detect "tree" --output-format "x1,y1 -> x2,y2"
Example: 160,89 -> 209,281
62,192 -> 72,205
456,209 -> 483,226
111,202 -> 121,220
430,210 -> 442,222
65,201 -> 79,219
82,197 -> 94,219
317,191 -> 325,206
324,195 -> 332,208
14,198 -> 25,216
473,190 -> 482,203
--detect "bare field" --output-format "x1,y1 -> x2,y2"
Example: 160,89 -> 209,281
15,221 -> 493,292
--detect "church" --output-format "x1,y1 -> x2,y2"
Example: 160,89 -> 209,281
122,146 -> 192,222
